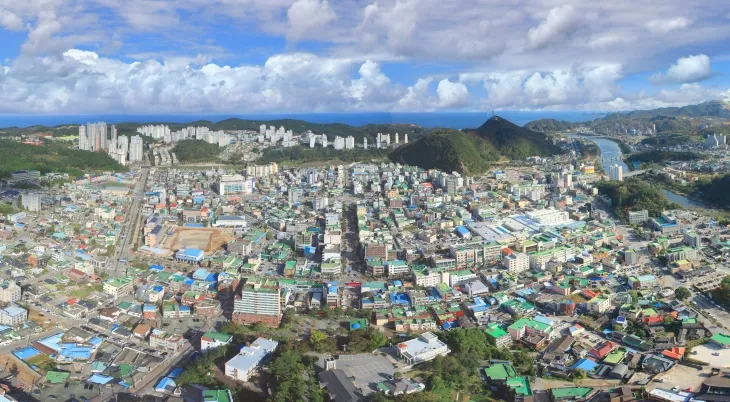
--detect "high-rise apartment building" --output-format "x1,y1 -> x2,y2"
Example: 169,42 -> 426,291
233,278 -> 281,327
129,135 -> 144,162
609,164 -> 623,182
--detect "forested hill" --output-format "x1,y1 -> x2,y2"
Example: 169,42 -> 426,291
0,140 -> 127,178
467,116 -> 563,159
389,116 -> 563,175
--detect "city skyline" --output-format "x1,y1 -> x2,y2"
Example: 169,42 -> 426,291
0,1 -> 729,114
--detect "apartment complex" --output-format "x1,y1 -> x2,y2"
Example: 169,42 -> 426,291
233,278 -> 282,326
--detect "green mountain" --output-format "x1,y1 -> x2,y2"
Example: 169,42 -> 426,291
468,116 -> 562,159
389,130 -> 499,175
524,118 -> 576,133
601,100 -> 730,120
0,140 -> 127,178
389,116 -> 562,175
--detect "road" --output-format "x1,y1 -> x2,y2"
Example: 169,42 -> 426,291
111,167 -> 149,275
693,293 -> 730,332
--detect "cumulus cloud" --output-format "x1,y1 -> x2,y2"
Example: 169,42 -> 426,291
527,5 -> 579,49
0,10 -> 24,31
645,17 -> 691,34
0,50 -> 432,113
651,54 -> 712,83
462,64 -> 623,110
436,79 -> 469,108
287,0 -> 336,41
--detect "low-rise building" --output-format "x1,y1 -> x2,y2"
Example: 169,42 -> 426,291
224,338 -> 279,382
395,332 -> 450,365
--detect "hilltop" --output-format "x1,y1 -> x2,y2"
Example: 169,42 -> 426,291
389,116 -> 562,175
468,116 -> 562,159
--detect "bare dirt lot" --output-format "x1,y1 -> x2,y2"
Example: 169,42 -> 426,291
165,227 -> 235,252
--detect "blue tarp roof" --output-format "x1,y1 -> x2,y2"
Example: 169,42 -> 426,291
168,368 -> 184,378
155,377 -> 176,392
149,265 -> 164,271
14,347 -> 39,360
88,374 -> 114,385
572,358 -> 598,372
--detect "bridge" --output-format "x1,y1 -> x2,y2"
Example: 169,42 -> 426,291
600,156 -> 623,162
623,169 -> 647,178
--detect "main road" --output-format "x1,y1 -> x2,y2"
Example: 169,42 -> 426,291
111,167 -> 149,275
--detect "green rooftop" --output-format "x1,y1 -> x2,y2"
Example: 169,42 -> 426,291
551,387 -> 595,401
603,350 -> 626,365
483,362 -> 517,381
485,324 -> 508,340
203,331 -> 233,343
203,390 -> 232,402
508,317 -> 551,333
506,376 -> 532,396
45,371 -> 70,384
712,333 -> 730,346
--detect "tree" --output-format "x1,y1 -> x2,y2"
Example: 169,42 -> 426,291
663,315 -> 675,326
675,287 -> 691,301
394,371 -> 404,380
571,369 -> 587,380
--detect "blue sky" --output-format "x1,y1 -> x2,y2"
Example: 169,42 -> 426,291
1,0 -> 730,114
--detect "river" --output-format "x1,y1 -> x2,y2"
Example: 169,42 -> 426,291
568,135 -> 628,173
569,134 -> 710,209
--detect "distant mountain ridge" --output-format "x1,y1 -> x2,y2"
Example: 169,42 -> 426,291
389,116 -> 562,175
525,100 -> 730,135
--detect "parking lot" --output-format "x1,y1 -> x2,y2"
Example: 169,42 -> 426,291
691,343 -> 730,367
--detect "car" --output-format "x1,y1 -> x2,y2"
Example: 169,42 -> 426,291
49,396 -> 57,400
714,352 -> 721,356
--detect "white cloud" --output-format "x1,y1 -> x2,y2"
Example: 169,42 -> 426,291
287,0 -> 336,41
645,17 -> 691,34
0,10 -> 24,31
436,79 -> 469,108
651,54 -> 712,83
463,64 -> 623,110
527,5 -> 579,49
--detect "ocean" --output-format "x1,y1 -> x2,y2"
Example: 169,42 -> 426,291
0,111 -> 605,129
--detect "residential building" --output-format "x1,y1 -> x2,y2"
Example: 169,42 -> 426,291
0,304 -> 27,326
485,323 -> 513,348
21,193 -> 41,212
609,164 -> 623,181
224,338 -> 279,382
149,329 -> 184,352
233,277 -> 281,327
503,251 -> 529,274
586,295 -> 612,315
103,277 -> 133,298
201,332 -> 233,351
0,281 -> 21,303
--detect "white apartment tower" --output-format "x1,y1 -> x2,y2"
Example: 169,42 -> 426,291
609,164 -> 623,182
129,135 -> 144,162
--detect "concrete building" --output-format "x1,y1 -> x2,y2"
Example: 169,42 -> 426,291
103,277 -> 134,298
233,278 -> 281,327
628,210 -> 649,225
0,281 -> 22,303
503,251 -> 530,274
149,329 -> 184,352
395,332 -> 450,365
609,164 -> 623,182
0,304 -> 27,326
224,338 -> 279,382
21,193 -> 41,212
129,135 -> 144,162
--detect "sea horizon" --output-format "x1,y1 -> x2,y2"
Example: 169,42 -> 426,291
0,111 -> 606,130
